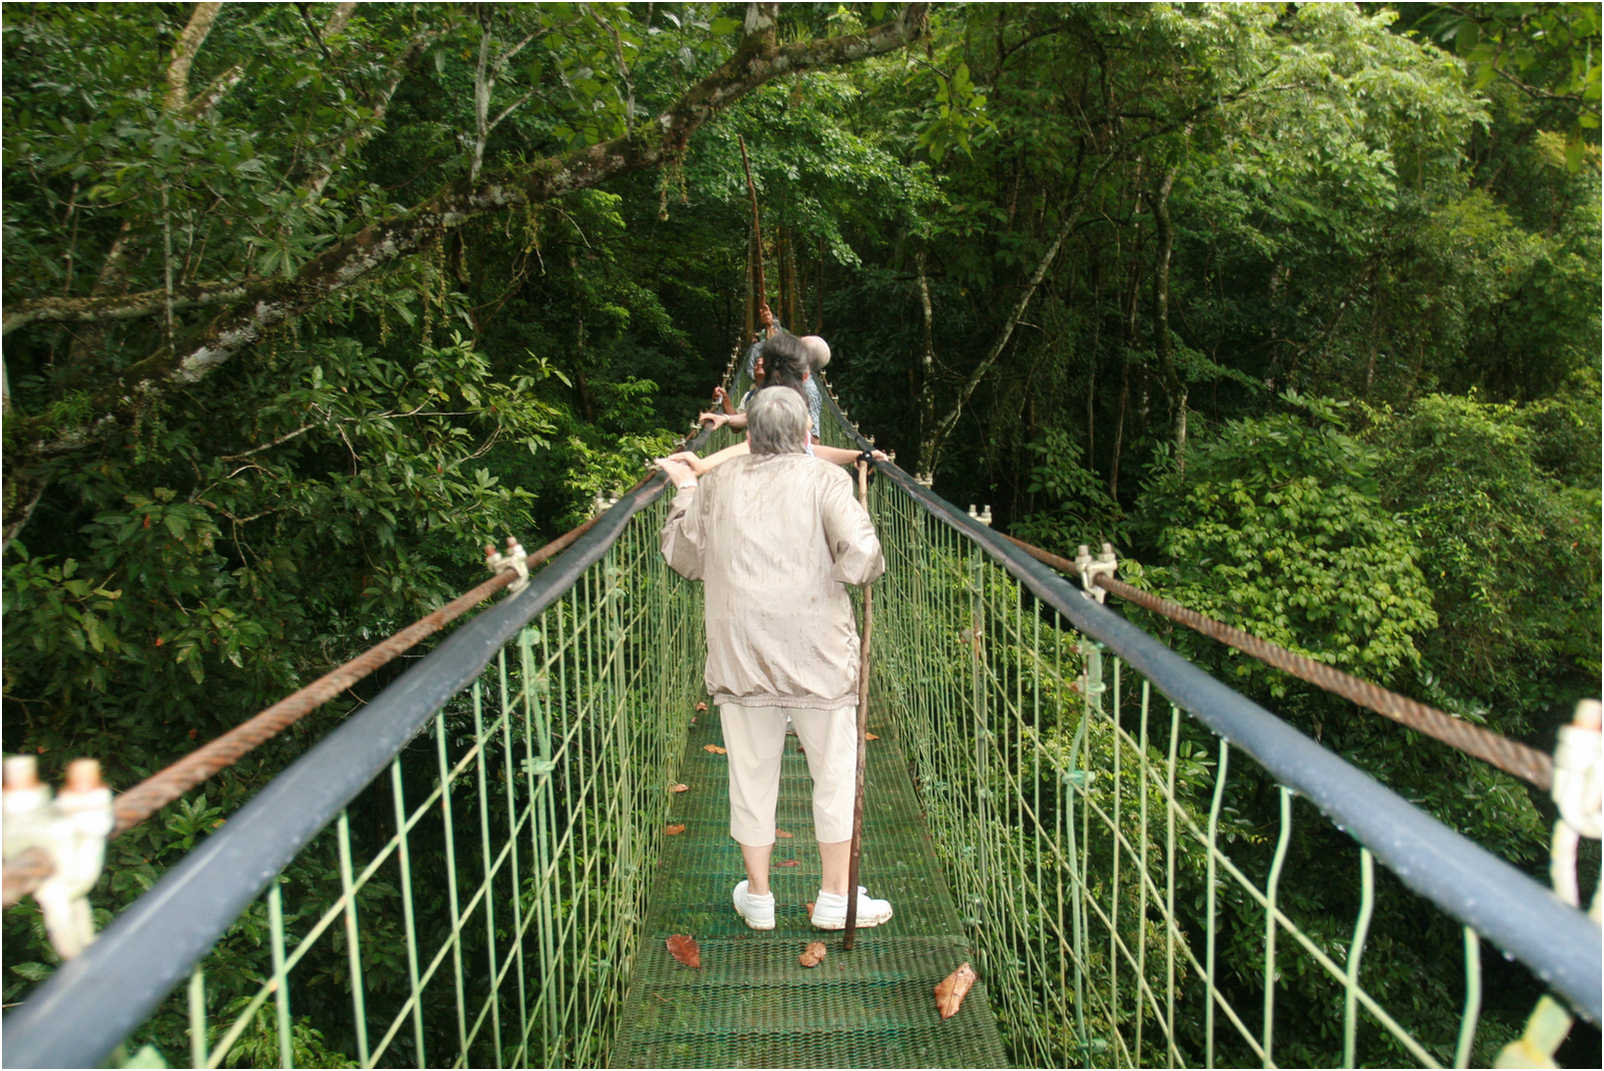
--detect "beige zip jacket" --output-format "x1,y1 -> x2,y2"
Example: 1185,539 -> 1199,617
660,452 -> 885,709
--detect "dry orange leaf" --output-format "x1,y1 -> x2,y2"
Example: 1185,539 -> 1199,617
776,858 -> 800,868
934,962 -> 977,1020
670,783 -> 689,793
704,744 -> 728,755
666,934 -> 701,968
865,732 -> 880,741
775,829 -> 794,839
799,941 -> 828,968
665,824 -> 686,835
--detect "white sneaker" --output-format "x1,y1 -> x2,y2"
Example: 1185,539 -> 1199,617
732,880 -> 775,930
810,886 -> 892,930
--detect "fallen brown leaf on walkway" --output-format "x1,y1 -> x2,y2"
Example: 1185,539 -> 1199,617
865,732 -> 880,741
775,858 -> 800,867
670,783 -> 689,793
666,935 -> 701,968
703,744 -> 727,755
934,962 -> 977,1019
665,824 -> 685,835
775,829 -> 794,839
799,941 -> 828,968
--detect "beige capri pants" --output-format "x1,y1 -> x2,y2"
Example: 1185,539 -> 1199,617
718,702 -> 857,845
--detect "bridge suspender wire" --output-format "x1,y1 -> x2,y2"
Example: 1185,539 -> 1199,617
997,531 -> 1557,792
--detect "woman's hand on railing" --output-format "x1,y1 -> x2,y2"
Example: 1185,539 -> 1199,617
656,455 -> 700,488
663,450 -> 711,476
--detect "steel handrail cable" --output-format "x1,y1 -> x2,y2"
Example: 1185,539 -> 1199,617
996,532 -> 1556,792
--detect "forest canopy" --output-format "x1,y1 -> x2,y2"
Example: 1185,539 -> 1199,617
2,1 -> 1599,1056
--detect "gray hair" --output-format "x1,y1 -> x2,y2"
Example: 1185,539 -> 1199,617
746,385 -> 810,455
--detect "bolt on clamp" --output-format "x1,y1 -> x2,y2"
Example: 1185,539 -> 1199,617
3,756 -> 114,959
485,536 -> 530,595
1075,543 -> 1117,603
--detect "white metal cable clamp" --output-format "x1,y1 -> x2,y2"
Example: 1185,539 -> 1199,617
1075,543 -> 1117,603
1497,700 -> 1601,1068
1553,698 -> 1602,841
485,536 -> 530,595
3,756 -> 114,959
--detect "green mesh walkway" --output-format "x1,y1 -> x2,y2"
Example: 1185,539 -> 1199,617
608,705 -> 1008,1068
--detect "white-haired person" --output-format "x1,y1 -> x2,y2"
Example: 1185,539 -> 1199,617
656,386 -> 893,932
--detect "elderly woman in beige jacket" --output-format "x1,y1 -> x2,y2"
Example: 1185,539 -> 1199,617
656,386 -> 892,932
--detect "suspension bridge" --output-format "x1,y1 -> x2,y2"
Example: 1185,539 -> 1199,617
1,367 -> 1599,1069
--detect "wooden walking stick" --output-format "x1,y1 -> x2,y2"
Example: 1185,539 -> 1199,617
844,457 -> 875,949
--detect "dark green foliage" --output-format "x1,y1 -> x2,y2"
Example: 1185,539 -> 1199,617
2,0 -> 1598,1065
1366,393 -> 1602,727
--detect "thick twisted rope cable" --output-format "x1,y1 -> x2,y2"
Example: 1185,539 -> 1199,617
998,532 -> 1555,791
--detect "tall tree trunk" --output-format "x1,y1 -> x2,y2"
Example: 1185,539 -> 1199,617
813,234 -> 825,334
164,3 -> 222,113
915,248 -> 938,476
1109,351 -> 1129,500
919,210 -> 1074,474
1149,164 -> 1184,473
1110,209 -> 1143,498
785,226 -> 801,329
1084,255 -> 1101,476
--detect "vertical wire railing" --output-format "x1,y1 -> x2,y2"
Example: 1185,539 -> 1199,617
858,466 -> 1599,1068
1,466 -> 719,1069
814,383 -> 1597,1069
180,497 -> 703,1069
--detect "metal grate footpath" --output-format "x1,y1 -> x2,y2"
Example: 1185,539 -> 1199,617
609,703 -> 1008,1068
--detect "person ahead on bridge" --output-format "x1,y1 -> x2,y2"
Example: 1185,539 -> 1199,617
656,386 -> 892,932
702,307 -> 827,443
687,332 -> 872,473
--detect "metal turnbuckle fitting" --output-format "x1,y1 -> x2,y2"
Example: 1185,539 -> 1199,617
485,536 -> 530,595
1075,543 -> 1118,603
1553,699 -> 1602,841
3,756 -> 114,958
